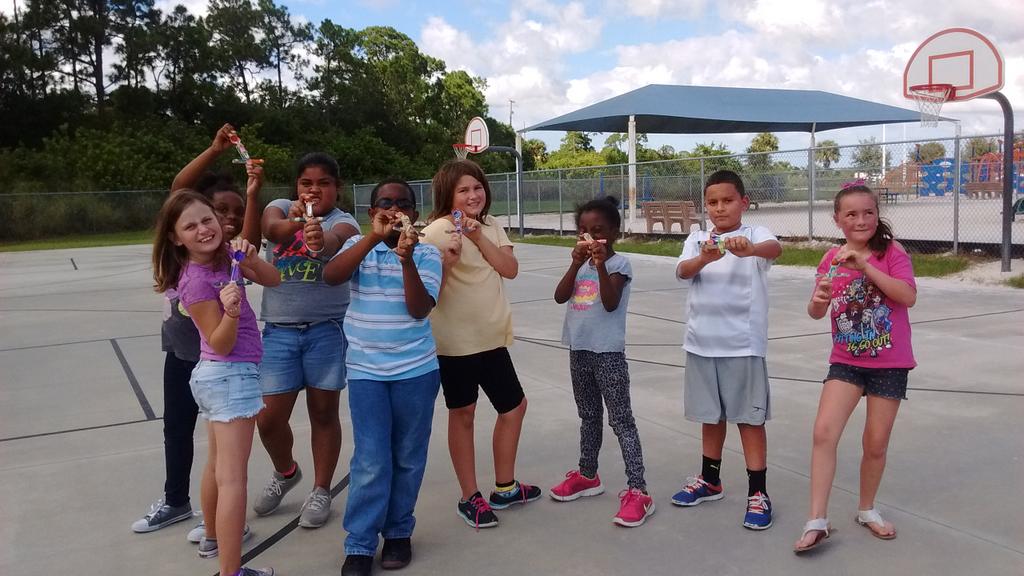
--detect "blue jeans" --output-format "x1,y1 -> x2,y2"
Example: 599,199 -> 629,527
343,370 -> 440,556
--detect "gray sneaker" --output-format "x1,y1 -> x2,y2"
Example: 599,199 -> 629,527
253,465 -> 302,516
298,486 -> 332,528
197,524 -> 252,558
239,567 -> 274,576
131,499 -> 192,533
186,520 -> 205,543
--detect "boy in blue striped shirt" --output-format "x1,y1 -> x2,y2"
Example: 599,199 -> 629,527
324,179 -> 443,576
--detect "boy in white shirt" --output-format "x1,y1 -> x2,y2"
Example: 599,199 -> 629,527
672,170 -> 782,530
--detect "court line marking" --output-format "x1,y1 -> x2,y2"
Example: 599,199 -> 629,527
111,338 -> 156,420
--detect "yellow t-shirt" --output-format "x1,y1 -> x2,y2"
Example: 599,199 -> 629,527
421,214 -> 514,356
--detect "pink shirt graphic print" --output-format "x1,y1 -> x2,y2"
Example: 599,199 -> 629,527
818,244 -> 917,369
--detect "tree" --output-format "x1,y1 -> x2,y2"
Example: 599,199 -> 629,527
909,142 -> 946,165
521,138 -> 547,170
559,131 -> 594,153
963,136 -> 998,160
746,132 -> 778,171
815,139 -> 841,170
207,0 -> 269,103
688,142 -> 743,173
110,0 -> 161,89
256,0 -> 312,107
851,137 -> 892,177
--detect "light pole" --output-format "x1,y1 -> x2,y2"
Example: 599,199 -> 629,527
509,99 -> 515,127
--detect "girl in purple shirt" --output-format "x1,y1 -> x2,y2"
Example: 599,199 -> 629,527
153,191 -> 280,576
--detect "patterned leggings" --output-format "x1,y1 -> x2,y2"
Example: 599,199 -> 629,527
570,350 -> 646,490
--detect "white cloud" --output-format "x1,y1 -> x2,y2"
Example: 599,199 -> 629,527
606,0 -> 707,19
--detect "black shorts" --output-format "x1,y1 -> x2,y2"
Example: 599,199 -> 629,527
438,347 -> 525,413
825,363 -> 909,400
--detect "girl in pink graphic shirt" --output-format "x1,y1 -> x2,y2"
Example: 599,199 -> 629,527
794,184 -> 917,554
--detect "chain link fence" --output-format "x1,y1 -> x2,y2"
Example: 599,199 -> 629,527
4,134 -> 1021,254
353,133 -> 1021,254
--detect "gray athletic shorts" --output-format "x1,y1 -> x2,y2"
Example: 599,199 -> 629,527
683,352 -> 771,425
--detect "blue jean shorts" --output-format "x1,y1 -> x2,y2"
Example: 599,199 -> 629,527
260,319 -> 348,395
189,360 -> 264,422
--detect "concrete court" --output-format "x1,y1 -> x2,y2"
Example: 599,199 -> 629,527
0,242 -> 1022,576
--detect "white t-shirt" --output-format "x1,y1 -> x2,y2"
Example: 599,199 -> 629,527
677,225 -> 778,357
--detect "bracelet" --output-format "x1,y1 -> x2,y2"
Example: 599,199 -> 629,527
306,246 -> 322,257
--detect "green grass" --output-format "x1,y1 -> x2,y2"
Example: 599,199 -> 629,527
513,235 -> 974,278
1005,274 -> 1024,289
0,229 -> 154,252
0,229 -> 979,280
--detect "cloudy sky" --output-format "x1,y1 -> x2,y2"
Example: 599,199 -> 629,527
9,0 -> 1023,152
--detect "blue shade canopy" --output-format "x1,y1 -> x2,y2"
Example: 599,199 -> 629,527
523,84 -> 934,134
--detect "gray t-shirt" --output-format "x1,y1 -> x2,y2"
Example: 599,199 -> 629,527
561,253 -> 632,353
160,290 -> 200,363
260,198 -> 360,323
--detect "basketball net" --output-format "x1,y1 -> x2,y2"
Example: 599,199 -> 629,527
452,144 -> 476,159
909,84 -> 954,127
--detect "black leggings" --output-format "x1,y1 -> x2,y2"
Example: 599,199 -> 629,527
163,352 -> 199,508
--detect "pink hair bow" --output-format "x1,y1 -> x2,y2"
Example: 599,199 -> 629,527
841,178 -> 866,190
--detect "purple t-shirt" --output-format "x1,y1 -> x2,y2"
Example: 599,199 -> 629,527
177,261 -> 262,363
817,243 -> 916,369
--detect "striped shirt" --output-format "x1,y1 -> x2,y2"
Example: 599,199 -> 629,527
340,236 -> 443,381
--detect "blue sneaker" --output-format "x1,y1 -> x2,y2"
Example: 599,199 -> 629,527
488,481 -> 542,510
743,491 -> 773,530
670,476 -> 723,506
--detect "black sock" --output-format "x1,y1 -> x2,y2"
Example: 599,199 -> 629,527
701,455 -> 722,486
495,479 -> 516,490
747,468 -> 767,496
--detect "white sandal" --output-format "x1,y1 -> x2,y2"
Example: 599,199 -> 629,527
857,508 -> 896,540
794,518 -> 832,554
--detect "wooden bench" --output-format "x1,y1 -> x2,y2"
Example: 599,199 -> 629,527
642,200 -> 700,234
965,181 -> 1001,199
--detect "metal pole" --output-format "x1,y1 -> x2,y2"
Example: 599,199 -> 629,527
953,122 -> 961,255
558,170 -> 563,237
982,92 -> 1014,272
808,124 -> 817,241
506,172 -> 511,230
628,115 -> 637,232
700,157 -> 708,229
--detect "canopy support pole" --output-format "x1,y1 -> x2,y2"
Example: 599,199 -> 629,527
808,124 -> 816,240
627,116 -> 637,234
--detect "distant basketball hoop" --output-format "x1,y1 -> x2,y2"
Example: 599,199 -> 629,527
908,83 -> 955,127
452,143 -> 477,159
453,116 -> 490,159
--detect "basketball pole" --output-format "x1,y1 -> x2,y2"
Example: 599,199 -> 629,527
981,91 -> 1013,272
485,145 -> 525,237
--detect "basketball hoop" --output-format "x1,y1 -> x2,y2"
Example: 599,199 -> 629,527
452,143 -> 477,159
909,83 -> 955,127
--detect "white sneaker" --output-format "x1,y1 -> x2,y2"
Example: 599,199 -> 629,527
187,520 -> 205,543
197,524 -> 252,558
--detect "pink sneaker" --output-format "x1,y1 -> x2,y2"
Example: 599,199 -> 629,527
613,488 -> 655,527
549,470 -> 605,502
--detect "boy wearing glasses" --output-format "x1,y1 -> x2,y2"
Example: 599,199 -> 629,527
324,179 -> 443,576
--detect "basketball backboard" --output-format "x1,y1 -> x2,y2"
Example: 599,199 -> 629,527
464,116 -> 489,153
903,28 -> 1004,102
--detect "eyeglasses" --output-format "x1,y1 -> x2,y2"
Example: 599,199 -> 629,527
374,198 -> 415,210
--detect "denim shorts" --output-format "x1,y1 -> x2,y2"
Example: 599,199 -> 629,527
189,360 -> 264,422
826,363 -> 909,400
260,319 -> 348,395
